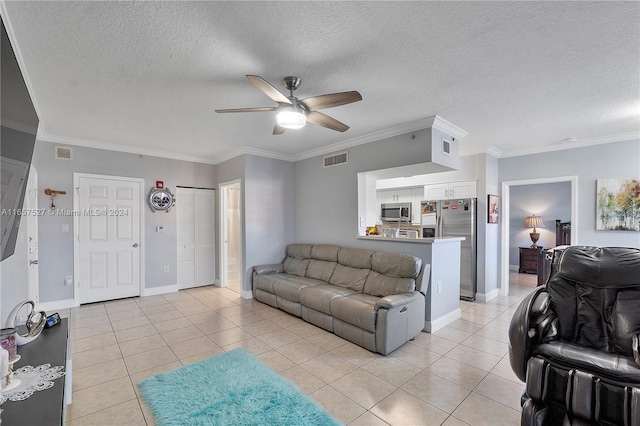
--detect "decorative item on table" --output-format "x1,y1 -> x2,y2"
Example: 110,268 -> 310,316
0,346 -> 21,392
524,215 -> 545,248
4,300 -> 46,345
0,329 -> 17,360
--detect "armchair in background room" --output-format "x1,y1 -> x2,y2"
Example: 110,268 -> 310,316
508,245 -> 640,426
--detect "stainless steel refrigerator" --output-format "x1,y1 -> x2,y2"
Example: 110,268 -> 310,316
421,198 -> 477,301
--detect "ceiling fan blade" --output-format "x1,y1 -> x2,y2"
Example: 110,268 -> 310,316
273,123 -> 286,135
300,91 -> 362,111
306,111 -> 349,132
246,75 -> 292,105
215,107 -> 277,113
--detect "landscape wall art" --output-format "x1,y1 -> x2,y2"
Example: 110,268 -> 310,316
596,177 -> 640,231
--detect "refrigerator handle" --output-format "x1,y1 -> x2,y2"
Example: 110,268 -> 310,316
436,215 -> 442,238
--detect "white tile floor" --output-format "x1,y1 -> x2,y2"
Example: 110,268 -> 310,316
60,271 -> 538,425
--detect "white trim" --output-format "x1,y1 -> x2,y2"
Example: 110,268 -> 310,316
73,173 -> 145,306
430,115 -> 469,140
475,289 -> 499,303
36,298 -> 77,313
500,175 -> 578,296
141,284 -> 179,297
423,308 -> 462,333
241,289 -> 253,300
509,265 -> 518,271
500,131 -> 640,158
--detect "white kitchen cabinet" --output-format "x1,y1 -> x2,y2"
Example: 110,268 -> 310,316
423,180 -> 477,200
411,187 -> 424,224
378,188 -> 412,203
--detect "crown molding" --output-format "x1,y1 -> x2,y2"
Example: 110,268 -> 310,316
0,117 -> 38,135
291,115 -> 466,162
213,146 -> 294,164
500,131 -> 640,158
36,127 -> 218,165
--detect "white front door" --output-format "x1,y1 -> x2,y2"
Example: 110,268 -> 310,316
177,187 -> 215,289
76,175 -> 143,304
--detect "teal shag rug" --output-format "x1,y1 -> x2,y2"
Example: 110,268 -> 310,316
139,348 -> 341,426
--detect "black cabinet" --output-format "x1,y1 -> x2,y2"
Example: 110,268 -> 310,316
2,319 -> 69,425
519,247 -> 544,276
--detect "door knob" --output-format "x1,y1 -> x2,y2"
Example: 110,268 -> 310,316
133,243 -> 139,248
29,260 -> 38,265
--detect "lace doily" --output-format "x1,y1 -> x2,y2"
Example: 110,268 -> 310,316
0,363 -> 65,404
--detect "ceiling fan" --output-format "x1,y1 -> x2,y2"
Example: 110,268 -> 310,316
215,75 -> 362,135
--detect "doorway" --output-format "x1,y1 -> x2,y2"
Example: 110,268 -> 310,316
219,180 -> 242,293
73,173 -> 144,305
500,176 -> 577,296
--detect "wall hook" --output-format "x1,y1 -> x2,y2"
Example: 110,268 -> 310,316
44,188 -> 67,209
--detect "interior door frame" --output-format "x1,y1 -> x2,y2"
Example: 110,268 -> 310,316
26,166 -> 39,302
72,173 -> 145,306
500,175 -> 577,296
218,179 -> 242,289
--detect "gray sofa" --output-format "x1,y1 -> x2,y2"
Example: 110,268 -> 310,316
252,244 -> 429,355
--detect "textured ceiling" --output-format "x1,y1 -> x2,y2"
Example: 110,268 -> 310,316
2,1 -> 639,164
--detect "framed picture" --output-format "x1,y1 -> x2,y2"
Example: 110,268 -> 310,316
488,194 -> 499,224
596,178 -> 640,231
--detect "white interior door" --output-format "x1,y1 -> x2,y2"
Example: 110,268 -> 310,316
76,175 -> 142,304
177,187 -> 215,289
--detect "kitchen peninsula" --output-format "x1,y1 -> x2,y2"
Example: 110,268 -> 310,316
356,235 -> 464,332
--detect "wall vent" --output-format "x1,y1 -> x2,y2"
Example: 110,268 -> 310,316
323,151 -> 348,168
54,146 -> 73,160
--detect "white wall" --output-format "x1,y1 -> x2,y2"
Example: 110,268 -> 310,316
31,140 -> 217,303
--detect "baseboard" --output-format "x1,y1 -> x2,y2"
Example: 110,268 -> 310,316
475,289 -> 499,303
509,265 -> 518,271
423,308 -> 462,333
141,284 -> 179,297
37,298 -> 77,312
215,279 -> 221,285
241,289 -> 253,300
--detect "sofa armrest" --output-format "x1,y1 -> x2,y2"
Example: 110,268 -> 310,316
253,263 -> 284,275
375,291 -> 424,310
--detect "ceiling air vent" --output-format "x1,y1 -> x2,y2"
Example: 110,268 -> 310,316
323,151 -> 348,168
54,146 -> 73,160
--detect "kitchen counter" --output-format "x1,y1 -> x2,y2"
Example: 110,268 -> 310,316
356,235 -> 465,244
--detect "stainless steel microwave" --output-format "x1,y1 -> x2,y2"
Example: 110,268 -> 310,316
381,203 -> 411,222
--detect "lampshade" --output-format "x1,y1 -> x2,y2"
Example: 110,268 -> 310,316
524,215 -> 545,229
276,107 -> 306,129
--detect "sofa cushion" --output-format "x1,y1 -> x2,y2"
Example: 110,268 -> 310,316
253,273 -> 289,293
275,276 -> 325,302
371,252 -> 421,279
306,259 -> 337,282
283,257 -> 310,277
330,293 -> 380,332
311,244 -> 340,262
363,272 -> 415,297
287,244 -> 313,259
299,284 -> 358,314
329,264 -> 370,292
338,247 -> 374,269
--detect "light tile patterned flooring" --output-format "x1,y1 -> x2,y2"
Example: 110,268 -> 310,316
61,272 -> 537,425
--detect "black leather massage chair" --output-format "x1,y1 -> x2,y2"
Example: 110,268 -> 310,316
509,246 -> 640,425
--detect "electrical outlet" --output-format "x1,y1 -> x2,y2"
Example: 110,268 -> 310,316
163,265 -> 169,273
64,275 -> 73,286
437,281 -> 442,293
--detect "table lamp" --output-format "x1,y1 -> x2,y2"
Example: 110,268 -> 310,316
524,215 -> 545,248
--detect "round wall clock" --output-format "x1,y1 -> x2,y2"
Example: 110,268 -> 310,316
148,187 -> 175,213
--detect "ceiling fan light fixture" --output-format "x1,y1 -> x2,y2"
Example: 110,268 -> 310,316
276,108 -> 306,129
